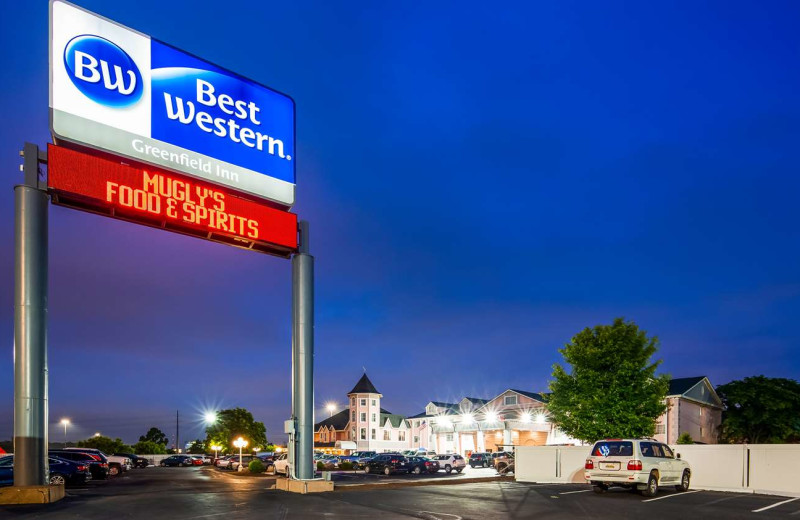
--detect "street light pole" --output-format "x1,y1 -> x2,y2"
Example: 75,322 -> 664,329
60,419 -> 70,448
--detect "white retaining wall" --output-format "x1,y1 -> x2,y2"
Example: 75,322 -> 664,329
516,444 -> 800,497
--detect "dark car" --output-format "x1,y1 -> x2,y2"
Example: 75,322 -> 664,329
406,456 -> 439,475
364,454 -> 409,475
160,455 -> 195,467
114,452 -> 149,468
50,449 -> 110,480
469,452 -> 493,468
0,455 -> 92,487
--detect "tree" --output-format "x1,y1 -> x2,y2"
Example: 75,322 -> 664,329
139,427 -> 169,446
677,432 -> 694,445
547,318 -> 670,443
204,408 -> 267,454
133,440 -> 167,454
717,376 -> 800,444
186,439 -> 206,454
76,435 -> 132,454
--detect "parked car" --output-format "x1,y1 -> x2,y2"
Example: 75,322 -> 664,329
65,448 -> 130,475
406,456 -> 439,475
432,454 -> 466,474
215,455 -> 234,468
228,455 -> 256,471
352,451 -> 377,469
494,452 -> 515,474
0,455 -> 92,487
469,452 -> 493,468
113,452 -> 149,468
271,453 -> 289,475
364,454 -> 409,475
160,455 -> 195,467
50,449 -> 110,480
201,455 -> 214,465
585,439 -> 691,497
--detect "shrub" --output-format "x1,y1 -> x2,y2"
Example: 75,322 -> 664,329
339,462 -> 353,471
677,432 -> 694,445
316,461 -> 325,470
248,459 -> 265,474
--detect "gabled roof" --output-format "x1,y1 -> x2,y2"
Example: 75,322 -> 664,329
461,397 -> 490,407
407,411 -> 429,419
430,401 -> 458,408
348,374 -> 381,395
668,376 -> 706,396
314,409 -> 350,431
510,389 -> 546,402
381,413 -> 409,429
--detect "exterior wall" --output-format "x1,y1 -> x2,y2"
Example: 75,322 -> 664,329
349,392 -> 382,450
655,397 -> 721,444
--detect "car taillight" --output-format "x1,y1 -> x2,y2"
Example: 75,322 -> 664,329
390,459 -> 399,463
585,459 -> 594,469
77,465 -> 87,471
100,463 -> 108,467
627,460 -> 643,471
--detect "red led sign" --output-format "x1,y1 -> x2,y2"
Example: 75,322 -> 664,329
47,145 -> 298,256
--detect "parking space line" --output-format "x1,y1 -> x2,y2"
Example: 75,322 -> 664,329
642,490 -> 701,502
559,489 -> 591,495
752,497 -> 799,513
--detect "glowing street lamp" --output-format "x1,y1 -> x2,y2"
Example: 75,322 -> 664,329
461,413 -> 474,424
485,412 -> 498,423
326,403 -> 336,417
94,432 -> 102,437
233,437 -> 248,472
60,418 -> 70,447
520,412 -> 531,423
204,411 -> 218,425
535,412 -> 547,424
211,444 -> 221,461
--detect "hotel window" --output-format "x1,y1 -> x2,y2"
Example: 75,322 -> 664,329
351,411 -> 355,421
446,433 -> 453,442
399,431 -> 406,441
413,436 -> 419,444
361,399 -> 366,406
504,395 -> 517,405
360,413 -> 366,422
360,428 -> 366,440
372,413 -> 376,422
351,428 -> 356,439
371,429 -> 376,440
351,397 -> 355,406
384,430 -> 391,441
655,424 -> 666,434
372,399 -> 376,406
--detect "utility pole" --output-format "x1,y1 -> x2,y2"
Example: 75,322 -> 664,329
176,410 -> 180,453
291,221 -> 314,480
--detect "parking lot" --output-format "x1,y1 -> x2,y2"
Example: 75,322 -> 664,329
1,464 -> 799,519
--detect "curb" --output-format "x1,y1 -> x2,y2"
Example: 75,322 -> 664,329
334,475 -> 514,491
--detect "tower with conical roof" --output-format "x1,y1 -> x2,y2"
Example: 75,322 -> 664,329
348,373 -> 382,449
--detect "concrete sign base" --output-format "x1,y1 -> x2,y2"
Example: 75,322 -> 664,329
0,484 -> 65,504
274,478 -> 334,494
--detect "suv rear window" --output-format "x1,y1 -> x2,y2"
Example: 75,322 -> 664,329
591,441 -> 633,457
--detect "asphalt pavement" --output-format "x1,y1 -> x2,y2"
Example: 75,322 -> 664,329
1,465 -> 799,519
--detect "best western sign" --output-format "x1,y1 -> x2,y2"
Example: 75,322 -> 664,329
50,0 -> 296,207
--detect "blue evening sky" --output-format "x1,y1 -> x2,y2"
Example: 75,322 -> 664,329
0,0 -> 798,445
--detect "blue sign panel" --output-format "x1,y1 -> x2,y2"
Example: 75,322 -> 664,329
51,0 -> 296,206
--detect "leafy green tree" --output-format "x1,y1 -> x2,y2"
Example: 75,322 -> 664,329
677,432 -> 694,444
204,408 -> 267,454
547,318 -> 670,442
133,440 -> 167,454
186,439 -> 206,454
139,427 -> 169,446
717,376 -> 800,444
76,435 -> 132,454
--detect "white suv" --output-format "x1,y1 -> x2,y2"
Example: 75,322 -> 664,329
432,454 -> 466,474
584,439 -> 691,497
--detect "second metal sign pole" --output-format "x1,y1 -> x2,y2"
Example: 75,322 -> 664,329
291,221 -> 314,480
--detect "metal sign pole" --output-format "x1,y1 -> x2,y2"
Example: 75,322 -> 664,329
13,143 -> 49,486
291,221 -> 314,480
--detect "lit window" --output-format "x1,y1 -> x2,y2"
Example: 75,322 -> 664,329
504,395 -> 517,405
399,431 -> 406,441
360,428 -> 366,440
384,430 -> 391,441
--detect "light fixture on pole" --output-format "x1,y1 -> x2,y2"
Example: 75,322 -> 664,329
211,444 -> 221,462
204,411 -> 218,425
60,418 -> 70,447
94,432 -> 101,437
233,437 -> 248,472
326,403 -> 336,417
